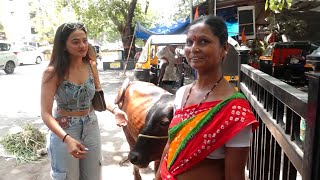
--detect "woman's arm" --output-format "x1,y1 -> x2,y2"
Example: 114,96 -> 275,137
155,140 -> 170,180
224,147 -> 249,180
90,60 -> 128,126
157,58 -> 168,85
41,67 -> 86,158
40,67 -> 65,140
105,101 -> 128,127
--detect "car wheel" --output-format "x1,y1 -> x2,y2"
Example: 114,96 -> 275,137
4,61 -> 15,74
35,56 -> 42,64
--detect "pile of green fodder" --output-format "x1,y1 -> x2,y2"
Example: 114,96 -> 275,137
0,123 -> 46,163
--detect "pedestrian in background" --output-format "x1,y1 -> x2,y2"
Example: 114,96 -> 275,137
40,22 -> 127,180
155,16 -> 258,180
157,45 -> 178,93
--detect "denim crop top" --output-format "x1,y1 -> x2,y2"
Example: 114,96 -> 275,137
54,64 -> 95,111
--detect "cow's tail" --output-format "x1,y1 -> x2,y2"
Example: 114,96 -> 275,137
115,78 -> 131,108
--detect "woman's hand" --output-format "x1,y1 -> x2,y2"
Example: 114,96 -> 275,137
113,108 -> 128,127
64,135 -> 88,159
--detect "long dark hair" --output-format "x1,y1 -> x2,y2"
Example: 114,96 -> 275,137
45,22 -> 87,84
187,15 -> 228,46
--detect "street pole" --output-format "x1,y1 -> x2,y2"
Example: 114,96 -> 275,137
190,0 -> 193,22
214,0 -> 216,16
123,26 -> 136,74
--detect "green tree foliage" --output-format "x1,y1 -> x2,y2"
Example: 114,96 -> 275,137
29,0 -> 67,44
55,0 -> 155,58
0,22 -> 4,31
270,13 -> 307,40
173,0 -> 206,20
265,0 -> 292,12
0,21 -> 6,40
264,0 -> 309,41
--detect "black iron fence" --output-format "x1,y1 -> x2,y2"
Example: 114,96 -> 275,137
239,64 -> 320,180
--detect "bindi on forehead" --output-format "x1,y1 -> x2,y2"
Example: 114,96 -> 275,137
192,36 -> 197,41
186,33 -> 201,41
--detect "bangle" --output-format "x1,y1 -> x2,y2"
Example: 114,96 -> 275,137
111,106 -> 118,113
62,134 -> 69,142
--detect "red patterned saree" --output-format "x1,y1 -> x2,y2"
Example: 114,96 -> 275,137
160,92 -> 258,180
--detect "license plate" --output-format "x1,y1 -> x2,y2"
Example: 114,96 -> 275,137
110,62 -> 121,69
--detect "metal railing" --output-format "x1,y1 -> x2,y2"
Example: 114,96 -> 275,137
239,64 -> 320,180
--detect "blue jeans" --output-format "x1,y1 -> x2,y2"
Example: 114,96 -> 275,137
47,111 -> 101,180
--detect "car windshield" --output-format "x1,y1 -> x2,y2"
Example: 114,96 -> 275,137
11,46 -> 36,52
0,43 -> 11,51
136,35 -> 187,64
137,39 -> 151,63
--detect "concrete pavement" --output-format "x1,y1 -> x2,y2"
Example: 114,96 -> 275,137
0,60 -> 196,180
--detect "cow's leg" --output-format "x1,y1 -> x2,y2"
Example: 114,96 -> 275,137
122,126 -> 136,150
119,157 -> 129,166
122,126 -> 141,180
133,165 -> 142,180
154,160 -> 160,175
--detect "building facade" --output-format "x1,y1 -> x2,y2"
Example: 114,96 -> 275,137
0,0 -> 32,42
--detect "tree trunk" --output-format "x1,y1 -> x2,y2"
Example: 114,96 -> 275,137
145,0 -> 149,14
208,0 -> 213,15
122,0 -> 137,60
122,34 -> 135,61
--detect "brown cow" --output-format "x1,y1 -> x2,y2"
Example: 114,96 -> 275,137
115,78 -> 175,180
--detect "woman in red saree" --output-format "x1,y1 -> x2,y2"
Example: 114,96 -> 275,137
155,15 -> 258,180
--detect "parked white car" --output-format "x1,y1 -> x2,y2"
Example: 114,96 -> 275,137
0,40 -> 19,74
13,45 -> 44,65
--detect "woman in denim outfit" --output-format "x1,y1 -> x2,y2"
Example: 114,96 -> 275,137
41,23 -> 128,180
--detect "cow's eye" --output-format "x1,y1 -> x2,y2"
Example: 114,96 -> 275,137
160,120 -> 169,126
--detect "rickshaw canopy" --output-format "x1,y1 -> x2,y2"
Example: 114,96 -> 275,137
148,34 -> 187,46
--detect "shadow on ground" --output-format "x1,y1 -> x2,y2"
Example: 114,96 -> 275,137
0,68 -> 195,180
0,69 -> 156,180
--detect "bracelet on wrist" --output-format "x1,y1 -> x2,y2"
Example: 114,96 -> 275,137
62,134 -> 69,142
111,106 -> 118,113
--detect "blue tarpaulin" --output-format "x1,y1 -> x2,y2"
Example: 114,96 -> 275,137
135,17 -> 190,39
226,21 -> 239,37
135,17 -> 238,39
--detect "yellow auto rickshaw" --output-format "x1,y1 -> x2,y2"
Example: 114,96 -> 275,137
134,34 -> 187,85
134,34 -> 241,90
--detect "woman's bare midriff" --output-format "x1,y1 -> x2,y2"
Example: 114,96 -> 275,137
176,158 -> 225,180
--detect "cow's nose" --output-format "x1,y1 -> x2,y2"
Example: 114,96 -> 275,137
128,151 -> 141,164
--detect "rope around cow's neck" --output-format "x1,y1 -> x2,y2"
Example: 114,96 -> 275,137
138,134 -> 168,139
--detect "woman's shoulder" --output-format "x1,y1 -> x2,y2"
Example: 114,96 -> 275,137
214,81 -> 237,100
42,65 -> 53,74
42,66 -> 56,76
44,65 -> 54,72
42,66 -> 58,83
176,83 -> 192,96
174,85 -> 189,110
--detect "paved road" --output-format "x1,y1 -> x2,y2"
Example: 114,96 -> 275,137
0,61 -> 155,180
0,63 -> 45,138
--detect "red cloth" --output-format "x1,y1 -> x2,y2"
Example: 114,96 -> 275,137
194,7 -> 199,20
241,28 -> 246,44
160,94 -> 258,179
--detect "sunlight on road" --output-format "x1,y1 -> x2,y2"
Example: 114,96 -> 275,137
0,60 -> 156,179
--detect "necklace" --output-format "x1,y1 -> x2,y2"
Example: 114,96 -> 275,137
181,76 -> 223,118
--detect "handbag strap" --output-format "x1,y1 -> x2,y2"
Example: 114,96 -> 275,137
89,60 -> 101,90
